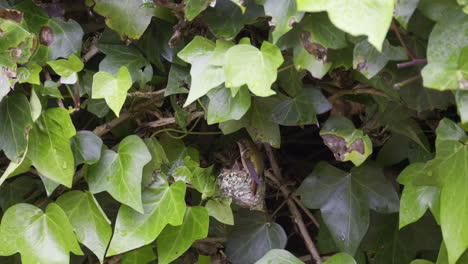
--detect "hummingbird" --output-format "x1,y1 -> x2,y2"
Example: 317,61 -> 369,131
236,139 -> 264,195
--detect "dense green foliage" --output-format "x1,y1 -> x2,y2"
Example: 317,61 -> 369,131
0,0 -> 467,263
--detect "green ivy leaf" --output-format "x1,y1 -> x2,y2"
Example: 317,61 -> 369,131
121,245 -> 156,264
323,253 -> 356,264
47,18 -> 84,60
47,54 -> 84,84
28,108 -> 76,188
225,210 -> 287,264
55,191 -> 112,262
353,39 -> 408,79
178,36 -> 225,106
394,0 -> 421,29
0,93 -> 33,161
142,138 -> 168,186
411,260 -> 434,264
70,131 -> 103,165
156,206 -> 209,264
0,150 -> 31,188
421,11 -> 468,90
0,176 -> 42,211
0,19 -> 36,64
296,162 -> 399,255
270,87 -> 331,126
107,173 -> 186,256
399,182 -> 440,229
296,0 -> 394,51
17,62 -> 41,85
299,13 -> 347,50
33,81 -> 63,99
0,203 -> 83,263
320,116 -> 373,166
205,197 -> 234,225
254,249 -> 304,264
165,64 -> 190,96
224,42 -> 283,96
98,44 -> 148,81
92,0 -> 154,39
92,66 -> 133,117
185,0 -> 212,21
206,85 -> 251,124
86,135 -> 151,213
456,90 -> 468,124
190,167 -> 217,199
262,0 -> 304,43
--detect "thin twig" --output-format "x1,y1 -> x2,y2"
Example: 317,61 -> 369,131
292,195 -> 320,228
393,74 -> 422,89
277,64 -> 295,73
127,90 -> 166,98
264,145 -> 322,264
391,20 -> 415,60
397,58 -> 427,68
143,111 -> 204,128
81,44 -> 99,63
324,86 -> 389,103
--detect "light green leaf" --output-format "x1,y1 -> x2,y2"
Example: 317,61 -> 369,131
121,245 -> 156,264
92,0 -> 154,39
353,39 -> 408,79
55,191 -> 112,262
28,108 -> 76,187
224,42 -> 283,96
98,44 -> 148,80
205,197 -> 234,225
39,173 -> 60,196
0,203 -> 83,263
0,70 -> 11,103
92,66 -> 133,116
399,183 -> 440,228
206,85 -> 251,124
394,0 -> 420,29
178,36 -> 225,106
185,0 -> 212,21
0,93 -> 33,161
296,0 -> 394,51
47,54 -> 84,78
190,167 -> 217,199
157,206 -> 209,264
107,173 -> 186,256
47,18 -> 83,60
0,152 -> 31,188
225,210 -> 287,264
262,0 -> 304,43
297,162 -> 399,255
70,131 -> 103,165
142,138 -> 168,186
209,39 -> 235,66
456,90 -> 468,124
421,11 -> 468,90
320,116 -> 373,166
86,135 -> 151,213
255,249 -> 304,264
17,62 -> 41,85
323,253 -> 356,264
270,88 -> 331,126
0,19 -> 36,64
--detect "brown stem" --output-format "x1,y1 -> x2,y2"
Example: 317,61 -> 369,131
127,90 -> 166,98
264,145 -> 322,264
81,44 -> 99,63
391,20 -> 416,60
277,64 -> 295,73
143,111 -> 204,128
397,58 -> 427,68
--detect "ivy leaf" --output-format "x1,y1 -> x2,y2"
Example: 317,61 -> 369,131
142,138 -> 168,186
0,19 -> 36,64
28,108 -> 76,188
399,119 -> 468,264
0,150 -> 31,188
0,71 -> 11,103
70,131 -> 103,165
156,206 -> 209,264
394,0 -> 421,29
299,13 -> 347,50
323,253 -> 356,264
270,87 -> 331,126
165,64 -> 190,96
205,197 -> 234,225
320,116 -> 373,166
421,11 -> 468,90
262,0 -> 304,43
456,90 -> 468,124
98,44 -> 148,81
206,85 -> 251,124
296,0 -> 393,51
203,0 -> 264,39
220,96 -> 282,147
47,54 -> 83,84
0,176 -> 42,211
178,36 -> 225,106
86,135 -> 151,214
185,0 -> 212,21
399,182 -> 440,229
47,18 -> 84,60
254,249 -> 304,264
0,93 -> 33,161
190,167 -> 217,199
17,62 -> 41,85
92,0 -> 154,39
296,162 -> 399,255
14,0 -> 49,35
353,39 -> 408,79
225,210 -> 287,264
55,191 -> 112,262
92,66 -> 133,117
0,203 -> 83,263
107,173 -> 186,256
121,245 -> 156,264
224,41 -> 283,97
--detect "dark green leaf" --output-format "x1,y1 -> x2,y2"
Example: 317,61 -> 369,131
207,85 -> 251,124
205,197 -> 234,225
185,0 -> 211,21
98,44 -> 148,80
70,131 -> 103,165
47,18 -> 83,60
262,0 -> 304,43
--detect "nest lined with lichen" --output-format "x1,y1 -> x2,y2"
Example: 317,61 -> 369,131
217,168 -> 265,211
